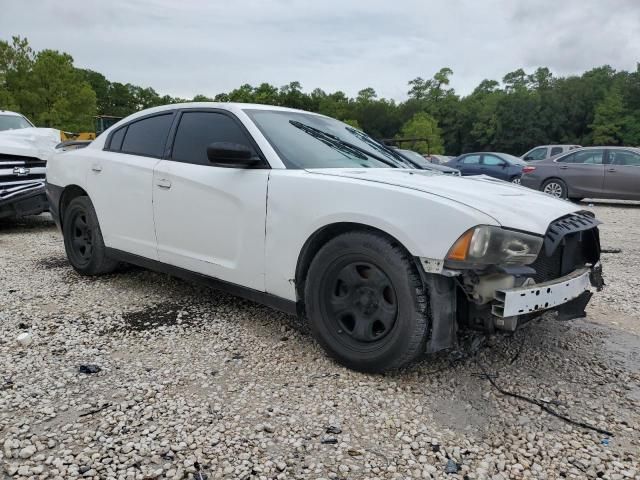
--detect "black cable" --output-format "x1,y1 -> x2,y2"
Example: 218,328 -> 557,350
476,361 -> 614,437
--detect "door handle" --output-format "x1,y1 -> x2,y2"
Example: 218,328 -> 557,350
559,165 -> 569,170
607,168 -> 617,173
91,163 -> 102,173
156,178 -> 172,189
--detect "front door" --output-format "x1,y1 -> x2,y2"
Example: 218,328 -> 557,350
152,110 -> 270,290
604,149 -> 640,200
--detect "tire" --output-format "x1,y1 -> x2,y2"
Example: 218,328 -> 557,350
304,231 -> 429,372
510,176 -> 522,185
541,179 -> 568,199
62,196 -> 118,275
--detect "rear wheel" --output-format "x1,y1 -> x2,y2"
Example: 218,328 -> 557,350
542,179 -> 568,199
510,176 -> 522,185
62,196 -> 118,275
304,231 -> 429,372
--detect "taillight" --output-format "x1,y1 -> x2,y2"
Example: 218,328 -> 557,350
522,166 -> 536,174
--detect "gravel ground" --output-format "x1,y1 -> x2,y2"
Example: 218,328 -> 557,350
1,201 -> 639,480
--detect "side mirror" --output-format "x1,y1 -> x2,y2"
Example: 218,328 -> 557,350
524,156 -> 532,161
501,163 -> 507,168
206,142 -> 262,168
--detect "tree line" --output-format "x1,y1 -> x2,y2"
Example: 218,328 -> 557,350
1,36 -> 639,155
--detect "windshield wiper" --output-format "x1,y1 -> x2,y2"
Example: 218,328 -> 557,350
289,120 -> 401,168
344,127 -> 420,169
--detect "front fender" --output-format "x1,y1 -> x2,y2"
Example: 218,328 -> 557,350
264,170 -> 497,301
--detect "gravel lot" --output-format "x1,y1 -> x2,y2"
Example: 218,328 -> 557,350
1,201 -> 639,480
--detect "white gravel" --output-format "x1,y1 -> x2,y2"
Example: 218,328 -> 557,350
1,201 -> 639,480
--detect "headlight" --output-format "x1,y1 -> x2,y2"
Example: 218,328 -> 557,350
446,225 -> 543,266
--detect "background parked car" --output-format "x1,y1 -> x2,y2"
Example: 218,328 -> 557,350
446,152 -> 525,183
424,154 -> 453,165
521,144 -> 581,161
521,146 -> 640,201
392,148 -> 460,175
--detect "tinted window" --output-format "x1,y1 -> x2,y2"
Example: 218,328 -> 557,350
569,150 -> 604,164
550,147 -> 563,156
108,126 -> 126,151
461,155 -> 481,164
121,114 -> 173,157
526,147 -> 547,160
610,150 -> 640,167
483,155 -> 505,166
172,112 -> 256,165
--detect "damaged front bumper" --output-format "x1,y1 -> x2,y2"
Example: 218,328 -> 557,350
0,182 -> 48,219
492,265 -> 601,319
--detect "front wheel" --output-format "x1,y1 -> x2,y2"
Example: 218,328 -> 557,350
62,196 -> 118,275
304,231 -> 429,372
510,176 -> 522,185
542,179 -> 568,199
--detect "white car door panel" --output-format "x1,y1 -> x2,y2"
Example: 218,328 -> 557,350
86,149 -> 159,259
152,161 -> 268,289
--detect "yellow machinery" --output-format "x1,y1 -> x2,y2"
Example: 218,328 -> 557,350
60,115 -> 122,142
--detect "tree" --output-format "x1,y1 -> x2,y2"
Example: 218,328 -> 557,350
24,49 -> 96,131
591,88 -> 626,145
399,113 -> 444,154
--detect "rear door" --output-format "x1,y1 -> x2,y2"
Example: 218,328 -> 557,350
604,149 -> 640,200
152,109 -> 270,290
480,154 -> 509,180
86,112 -> 175,259
556,149 -> 605,197
457,154 -> 482,176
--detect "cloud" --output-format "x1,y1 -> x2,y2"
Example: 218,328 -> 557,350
1,0 -> 638,100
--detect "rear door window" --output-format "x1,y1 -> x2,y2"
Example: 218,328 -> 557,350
171,111 -> 257,166
461,155 -> 481,164
120,114 -> 174,158
570,150 -> 604,164
482,155 -> 505,166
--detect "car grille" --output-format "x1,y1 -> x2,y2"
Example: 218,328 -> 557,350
0,153 -> 46,187
530,212 -> 601,283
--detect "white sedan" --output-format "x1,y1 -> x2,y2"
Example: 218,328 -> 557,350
45,103 -> 603,372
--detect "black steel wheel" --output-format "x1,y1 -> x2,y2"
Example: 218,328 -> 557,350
324,261 -> 398,345
304,231 -> 429,372
62,196 -> 118,275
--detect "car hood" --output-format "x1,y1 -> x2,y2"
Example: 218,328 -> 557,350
306,168 -> 585,235
0,127 -> 61,161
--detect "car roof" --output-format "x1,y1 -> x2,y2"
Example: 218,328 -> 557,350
117,102 -> 322,124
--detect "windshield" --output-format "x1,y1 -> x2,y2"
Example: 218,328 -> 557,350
0,114 -> 33,131
244,109 -> 415,169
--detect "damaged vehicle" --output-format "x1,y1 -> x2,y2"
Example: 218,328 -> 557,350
0,110 -> 58,220
45,103 -> 604,372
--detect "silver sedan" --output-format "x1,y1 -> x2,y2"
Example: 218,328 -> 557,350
520,146 -> 640,201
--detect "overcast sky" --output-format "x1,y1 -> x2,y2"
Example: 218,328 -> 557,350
1,0 -> 639,101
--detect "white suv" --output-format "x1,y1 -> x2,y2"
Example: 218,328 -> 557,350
46,103 -> 603,372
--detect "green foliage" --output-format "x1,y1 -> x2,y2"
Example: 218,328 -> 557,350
399,112 -> 444,154
2,36 -> 639,151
